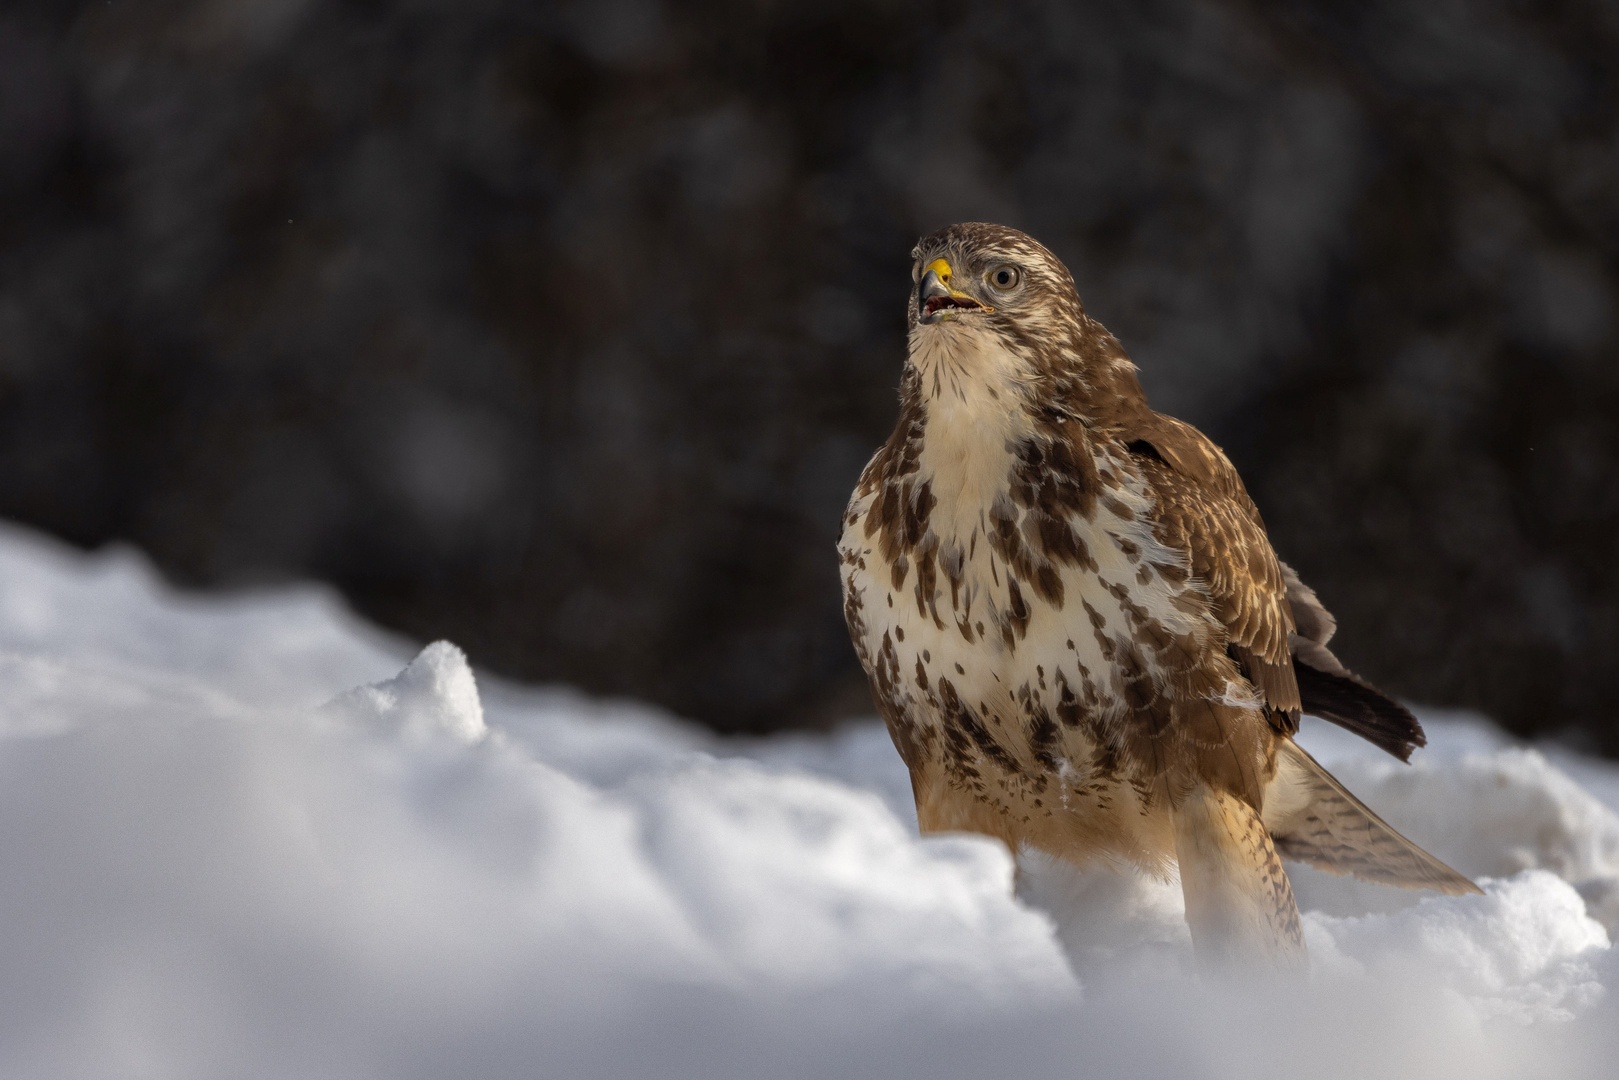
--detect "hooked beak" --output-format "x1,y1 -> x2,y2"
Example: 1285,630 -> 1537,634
917,258 -> 992,323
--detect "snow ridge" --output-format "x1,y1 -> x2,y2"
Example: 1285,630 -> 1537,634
0,521 -> 1613,1078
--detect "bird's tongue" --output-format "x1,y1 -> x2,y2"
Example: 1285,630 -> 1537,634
924,294 -> 983,316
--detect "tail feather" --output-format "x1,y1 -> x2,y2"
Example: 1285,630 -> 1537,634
1264,739 -> 1480,895
1293,660 -> 1426,763
1173,782 -> 1307,976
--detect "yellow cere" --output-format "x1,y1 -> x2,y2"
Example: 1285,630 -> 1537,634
924,257 -> 983,305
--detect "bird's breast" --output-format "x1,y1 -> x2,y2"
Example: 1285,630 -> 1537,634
840,415 -> 1214,799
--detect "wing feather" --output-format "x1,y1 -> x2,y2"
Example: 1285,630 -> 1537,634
1264,740 -> 1480,894
1277,560 -> 1429,762
1123,414 -> 1300,724
1293,664 -> 1428,763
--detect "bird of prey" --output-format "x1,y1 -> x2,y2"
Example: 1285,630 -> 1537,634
838,222 -> 1478,973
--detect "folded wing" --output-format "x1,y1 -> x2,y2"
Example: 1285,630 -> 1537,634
1280,561 -> 1427,762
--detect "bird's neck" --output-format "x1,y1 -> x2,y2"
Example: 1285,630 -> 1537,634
905,329 -> 1039,543
907,322 -> 1043,418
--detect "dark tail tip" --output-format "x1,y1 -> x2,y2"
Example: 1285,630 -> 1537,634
1293,661 -> 1426,763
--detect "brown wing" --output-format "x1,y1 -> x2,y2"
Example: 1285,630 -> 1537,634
1121,413 -> 1301,730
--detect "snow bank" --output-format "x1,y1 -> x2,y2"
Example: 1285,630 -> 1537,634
0,520 -> 1615,1078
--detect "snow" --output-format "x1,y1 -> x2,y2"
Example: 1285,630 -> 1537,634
0,520 -> 1615,1077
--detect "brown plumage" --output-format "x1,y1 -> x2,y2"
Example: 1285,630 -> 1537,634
838,222 -> 1477,973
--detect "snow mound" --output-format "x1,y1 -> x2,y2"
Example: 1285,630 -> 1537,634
1310,871 -> 1608,1024
0,522 -> 1616,1078
329,639 -> 488,744
0,521 -> 408,704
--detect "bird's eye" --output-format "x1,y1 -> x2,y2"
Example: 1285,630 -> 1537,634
988,265 -> 1021,291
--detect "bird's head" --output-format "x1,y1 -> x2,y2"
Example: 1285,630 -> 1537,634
904,223 -> 1141,420
908,222 -> 1080,336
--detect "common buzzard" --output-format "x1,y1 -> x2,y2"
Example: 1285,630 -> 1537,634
839,222 -> 1477,973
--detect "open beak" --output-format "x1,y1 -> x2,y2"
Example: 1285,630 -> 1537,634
917,258 -> 992,323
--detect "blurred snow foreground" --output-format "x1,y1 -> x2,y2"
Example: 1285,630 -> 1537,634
1,525 -> 1618,1078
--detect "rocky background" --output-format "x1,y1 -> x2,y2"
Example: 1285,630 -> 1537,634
1,0 -> 1616,746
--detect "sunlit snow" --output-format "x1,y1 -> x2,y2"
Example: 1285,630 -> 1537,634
0,521 -> 1614,1078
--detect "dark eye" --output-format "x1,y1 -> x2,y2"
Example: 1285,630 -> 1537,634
988,265 -> 1021,290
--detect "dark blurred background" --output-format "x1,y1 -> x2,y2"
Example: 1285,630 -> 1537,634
1,0 -> 1616,746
